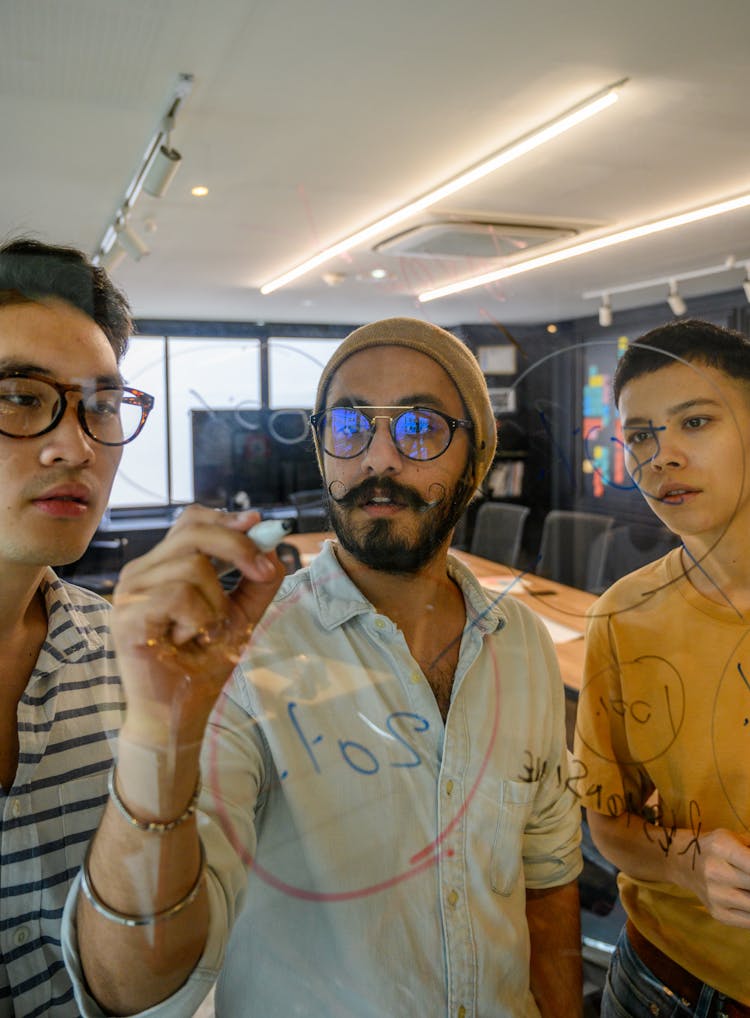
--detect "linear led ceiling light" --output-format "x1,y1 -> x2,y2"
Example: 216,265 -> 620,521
419,191 -> 750,302
93,73 -> 194,268
259,79 -> 627,295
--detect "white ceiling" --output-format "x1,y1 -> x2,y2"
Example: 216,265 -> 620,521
2,0 -> 750,329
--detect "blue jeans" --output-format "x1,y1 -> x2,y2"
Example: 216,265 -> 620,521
601,925 -> 728,1018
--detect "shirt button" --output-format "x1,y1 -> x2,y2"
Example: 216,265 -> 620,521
374,618 -> 386,630
14,926 -> 30,946
447,889 -> 459,907
12,799 -> 21,817
410,671 -> 421,684
446,780 -> 454,796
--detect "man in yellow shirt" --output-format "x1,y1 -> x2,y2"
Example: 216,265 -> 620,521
575,319 -> 750,1016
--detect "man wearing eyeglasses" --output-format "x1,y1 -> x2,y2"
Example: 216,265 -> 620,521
0,238 -> 155,1018
68,318 -> 583,1017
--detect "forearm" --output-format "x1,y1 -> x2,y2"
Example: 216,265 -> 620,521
74,505 -> 284,1013
526,880 -> 582,1018
78,730 -> 209,1014
587,807 -> 701,889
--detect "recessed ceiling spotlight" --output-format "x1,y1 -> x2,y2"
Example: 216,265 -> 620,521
191,185 -> 209,197
546,323 -> 558,334
370,268 -> 388,279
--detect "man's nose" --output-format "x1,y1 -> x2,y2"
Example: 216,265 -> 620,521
361,418 -> 403,474
649,431 -> 686,471
38,400 -> 95,466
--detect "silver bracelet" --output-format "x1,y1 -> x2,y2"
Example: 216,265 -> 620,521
108,763 -> 201,834
80,838 -> 206,928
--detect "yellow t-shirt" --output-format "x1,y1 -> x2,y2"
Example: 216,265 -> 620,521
574,548 -> 750,1004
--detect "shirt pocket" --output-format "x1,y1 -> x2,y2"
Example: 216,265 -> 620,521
489,779 -> 538,896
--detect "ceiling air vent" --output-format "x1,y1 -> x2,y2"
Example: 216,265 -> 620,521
374,221 -> 577,259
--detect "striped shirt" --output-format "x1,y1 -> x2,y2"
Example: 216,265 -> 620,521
0,571 -> 123,1018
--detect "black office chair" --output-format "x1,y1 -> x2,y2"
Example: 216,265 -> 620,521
536,510 -> 615,591
588,522 -> 681,594
469,501 -> 530,568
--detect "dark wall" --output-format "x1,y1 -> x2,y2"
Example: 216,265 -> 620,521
459,285 -> 750,556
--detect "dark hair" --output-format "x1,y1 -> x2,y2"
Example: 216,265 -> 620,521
0,238 -> 133,361
613,318 -> 750,406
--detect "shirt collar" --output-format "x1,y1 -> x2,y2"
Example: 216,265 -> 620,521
34,568 -> 106,673
446,552 -> 507,636
305,541 -> 506,635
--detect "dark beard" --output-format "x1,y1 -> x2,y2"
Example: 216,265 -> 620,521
326,475 -> 471,574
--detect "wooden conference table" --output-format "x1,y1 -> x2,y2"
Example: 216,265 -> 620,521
285,533 -> 595,696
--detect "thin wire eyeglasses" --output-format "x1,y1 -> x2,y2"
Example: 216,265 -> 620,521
310,405 -> 473,461
0,371 -> 155,446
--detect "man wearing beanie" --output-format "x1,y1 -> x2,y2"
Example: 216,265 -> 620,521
67,319 -> 583,1017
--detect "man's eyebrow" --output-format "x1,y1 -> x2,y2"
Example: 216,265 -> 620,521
0,360 -> 124,387
0,358 -> 53,374
399,392 -> 453,412
622,397 -> 724,428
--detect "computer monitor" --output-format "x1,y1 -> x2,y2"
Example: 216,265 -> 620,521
191,407 -> 322,508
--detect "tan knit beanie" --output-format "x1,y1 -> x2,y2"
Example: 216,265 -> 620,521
314,317 -> 497,489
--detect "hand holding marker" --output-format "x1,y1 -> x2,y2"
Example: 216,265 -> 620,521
211,518 -> 292,579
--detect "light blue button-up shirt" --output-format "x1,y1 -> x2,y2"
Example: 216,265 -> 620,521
64,542 -> 581,1017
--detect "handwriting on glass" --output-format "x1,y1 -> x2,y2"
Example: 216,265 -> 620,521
517,749 -> 704,866
282,702 -> 430,779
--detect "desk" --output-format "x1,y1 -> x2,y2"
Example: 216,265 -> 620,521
286,534 -> 595,695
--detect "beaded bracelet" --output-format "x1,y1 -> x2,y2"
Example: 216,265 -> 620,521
108,764 -> 201,834
80,838 -> 206,927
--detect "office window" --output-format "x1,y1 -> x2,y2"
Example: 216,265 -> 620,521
168,338 -> 261,503
110,336 -> 168,507
268,338 -> 343,408
106,334 -> 338,509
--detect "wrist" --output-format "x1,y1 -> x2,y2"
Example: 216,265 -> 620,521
121,693 -> 211,751
109,763 -> 201,833
114,730 -> 202,825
